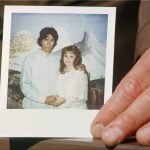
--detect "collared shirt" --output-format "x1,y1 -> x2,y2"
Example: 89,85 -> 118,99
20,48 -> 60,109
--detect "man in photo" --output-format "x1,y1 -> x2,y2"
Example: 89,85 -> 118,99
20,27 -> 65,109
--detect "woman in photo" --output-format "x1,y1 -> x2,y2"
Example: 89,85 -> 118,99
55,45 -> 88,109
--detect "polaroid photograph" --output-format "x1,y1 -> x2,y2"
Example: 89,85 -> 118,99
0,6 -> 116,137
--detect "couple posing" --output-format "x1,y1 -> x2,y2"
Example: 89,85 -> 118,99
20,27 -> 88,109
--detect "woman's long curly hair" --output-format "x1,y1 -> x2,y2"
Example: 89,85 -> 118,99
60,45 -> 82,74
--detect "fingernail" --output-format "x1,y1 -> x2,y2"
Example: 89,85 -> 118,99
102,126 -> 123,146
141,128 -> 150,144
91,124 -> 104,138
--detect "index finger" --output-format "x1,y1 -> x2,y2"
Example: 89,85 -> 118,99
91,48 -> 150,137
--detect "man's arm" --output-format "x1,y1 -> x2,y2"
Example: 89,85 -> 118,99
20,57 -> 46,103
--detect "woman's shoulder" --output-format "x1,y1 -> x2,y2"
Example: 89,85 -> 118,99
74,69 -> 86,76
59,69 -> 86,77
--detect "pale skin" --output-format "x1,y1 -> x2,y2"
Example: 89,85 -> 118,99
63,51 -> 76,72
91,48 -> 150,147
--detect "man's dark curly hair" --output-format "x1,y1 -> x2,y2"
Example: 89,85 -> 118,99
37,27 -> 58,48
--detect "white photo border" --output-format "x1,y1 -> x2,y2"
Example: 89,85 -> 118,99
0,6 -> 116,137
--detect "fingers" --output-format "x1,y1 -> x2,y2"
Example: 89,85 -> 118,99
91,78 -> 142,137
76,64 -> 87,72
101,86 -> 150,146
51,97 -> 65,106
45,96 -> 56,104
45,96 -> 65,106
136,121 -> 150,146
91,48 -> 150,138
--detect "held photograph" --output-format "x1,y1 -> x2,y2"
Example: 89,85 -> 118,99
0,6 -> 116,137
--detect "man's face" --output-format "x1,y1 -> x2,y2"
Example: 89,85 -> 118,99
41,34 -> 55,53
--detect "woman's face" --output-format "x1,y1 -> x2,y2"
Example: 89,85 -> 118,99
63,51 -> 76,67
41,34 -> 55,53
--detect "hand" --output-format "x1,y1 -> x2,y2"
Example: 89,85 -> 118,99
91,48 -> 150,146
45,96 -> 56,105
51,96 -> 66,106
76,64 -> 87,73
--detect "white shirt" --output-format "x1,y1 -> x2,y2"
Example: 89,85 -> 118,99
20,49 -> 60,109
56,69 -> 88,109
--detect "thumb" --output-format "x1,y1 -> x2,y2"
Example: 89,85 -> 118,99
101,86 -> 150,146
